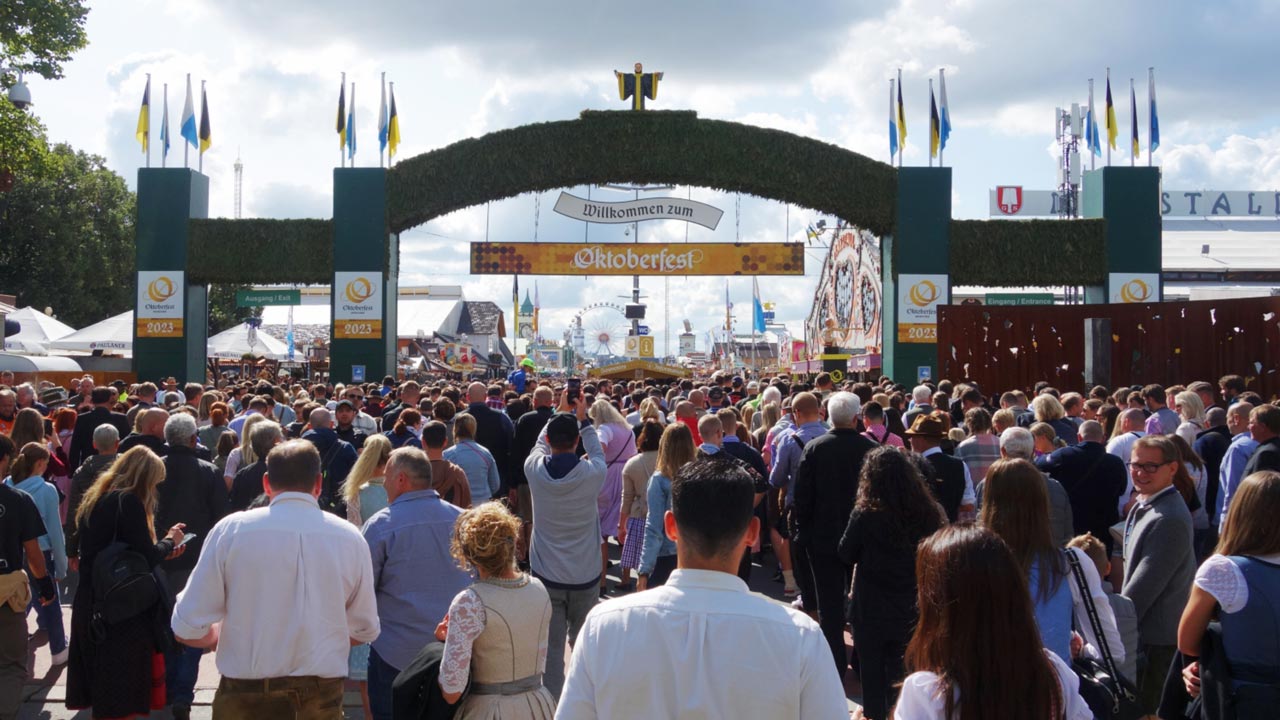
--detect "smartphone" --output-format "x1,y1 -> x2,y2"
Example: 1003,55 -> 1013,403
567,378 -> 581,403
175,532 -> 198,549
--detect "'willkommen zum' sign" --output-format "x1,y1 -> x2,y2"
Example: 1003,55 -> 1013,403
471,242 -> 804,276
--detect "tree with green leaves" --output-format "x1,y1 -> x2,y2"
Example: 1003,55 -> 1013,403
1,0 -> 89,182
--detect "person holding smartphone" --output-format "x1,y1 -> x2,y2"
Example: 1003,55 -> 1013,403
522,380 -> 606,699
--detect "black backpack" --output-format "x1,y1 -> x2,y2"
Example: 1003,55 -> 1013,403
90,496 -> 161,640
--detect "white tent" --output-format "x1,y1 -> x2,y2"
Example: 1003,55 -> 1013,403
207,322 -> 290,360
49,310 -> 133,355
4,307 -> 77,355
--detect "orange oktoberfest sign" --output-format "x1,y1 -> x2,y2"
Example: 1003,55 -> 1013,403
897,274 -> 947,344
1109,273 -> 1160,304
470,242 -> 805,276
334,271 -> 383,339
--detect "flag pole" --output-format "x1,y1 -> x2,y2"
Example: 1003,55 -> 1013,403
341,72 -> 346,169
938,69 -> 944,168
145,74 -> 152,169
897,68 -> 904,169
927,77 -> 934,168
1088,79 -> 1096,171
1130,77 -> 1136,168
1105,68 -> 1111,167
379,71 -> 385,169
198,80 -> 205,174
161,82 -> 167,168
1148,67 -> 1154,168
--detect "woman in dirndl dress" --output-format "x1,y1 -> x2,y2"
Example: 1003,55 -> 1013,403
617,420 -> 662,592
588,400 -> 636,595
437,502 -> 556,718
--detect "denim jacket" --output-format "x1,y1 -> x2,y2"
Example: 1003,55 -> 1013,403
638,472 -> 677,575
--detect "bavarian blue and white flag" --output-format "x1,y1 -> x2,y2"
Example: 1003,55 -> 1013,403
752,278 -> 767,334
1148,68 -> 1160,154
180,75 -> 198,148
938,69 -> 952,151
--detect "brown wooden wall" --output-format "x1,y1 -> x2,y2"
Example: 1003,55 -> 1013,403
937,296 -> 1280,400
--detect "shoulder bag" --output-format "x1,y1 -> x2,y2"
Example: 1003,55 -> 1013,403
1065,548 -> 1143,719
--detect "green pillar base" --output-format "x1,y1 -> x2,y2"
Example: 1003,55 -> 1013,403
133,169 -> 208,384
883,167 -> 951,384
330,168 -> 389,384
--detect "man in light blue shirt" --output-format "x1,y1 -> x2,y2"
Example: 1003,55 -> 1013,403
1217,402 -> 1258,531
769,392 -> 827,507
362,447 -> 471,720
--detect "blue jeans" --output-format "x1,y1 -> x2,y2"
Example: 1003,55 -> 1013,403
366,645 -> 400,720
27,550 -> 66,655
166,643 -> 204,707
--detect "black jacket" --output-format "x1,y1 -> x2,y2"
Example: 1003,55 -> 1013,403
302,428 -> 358,516
1194,426 -> 1232,526
1036,441 -> 1128,552
923,451 -> 967,522
1243,436 -> 1280,477
1158,624 -> 1240,720
792,428 -> 876,553
155,445 -> 229,591
65,453 -> 116,555
391,640 -> 464,720
509,406 -> 553,490
69,406 -> 131,470
118,433 -> 168,459
229,460 -> 268,512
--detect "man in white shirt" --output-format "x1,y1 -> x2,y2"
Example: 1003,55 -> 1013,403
171,439 -> 380,719
557,455 -> 847,720
1106,408 -> 1148,516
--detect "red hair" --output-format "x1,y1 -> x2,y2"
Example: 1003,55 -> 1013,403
52,408 -> 78,434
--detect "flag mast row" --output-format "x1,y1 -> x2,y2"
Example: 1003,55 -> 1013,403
885,67 -> 1158,168
133,71 -> 402,172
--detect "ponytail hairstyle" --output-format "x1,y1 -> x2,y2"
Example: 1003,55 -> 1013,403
393,408 -> 423,436
9,442 -> 50,482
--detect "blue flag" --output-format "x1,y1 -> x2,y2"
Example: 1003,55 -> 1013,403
752,278 -> 766,334
180,75 -> 198,148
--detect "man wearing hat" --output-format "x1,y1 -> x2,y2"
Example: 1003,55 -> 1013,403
523,387 -> 606,699
508,358 -> 535,395
904,413 -> 975,522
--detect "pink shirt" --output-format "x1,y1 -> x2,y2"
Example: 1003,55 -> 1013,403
862,424 -> 905,448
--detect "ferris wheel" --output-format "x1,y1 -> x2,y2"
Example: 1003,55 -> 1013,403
571,302 -> 630,361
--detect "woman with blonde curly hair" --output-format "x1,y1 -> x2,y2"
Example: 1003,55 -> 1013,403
436,502 -> 555,717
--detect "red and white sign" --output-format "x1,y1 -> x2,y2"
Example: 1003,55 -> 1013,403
996,186 -> 1023,215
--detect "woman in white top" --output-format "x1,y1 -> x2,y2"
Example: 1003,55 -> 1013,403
1174,390 -> 1207,447
883,524 -> 1091,720
222,413 -> 268,490
1178,470 -> 1280,717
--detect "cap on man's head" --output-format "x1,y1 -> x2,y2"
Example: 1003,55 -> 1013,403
545,412 -> 581,447
521,358 -> 536,369
335,399 -> 355,411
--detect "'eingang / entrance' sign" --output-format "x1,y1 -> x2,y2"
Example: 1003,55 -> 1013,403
553,192 -> 723,230
470,242 -> 804,276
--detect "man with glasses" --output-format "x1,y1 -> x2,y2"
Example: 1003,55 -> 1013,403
1122,435 -> 1195,713
341,388 -> 379,436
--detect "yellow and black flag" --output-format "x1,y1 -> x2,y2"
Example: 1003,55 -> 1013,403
929,84 -> 940,159
136,75 -> 151,155
198,83 -> 212,154
336,73 -> 347,150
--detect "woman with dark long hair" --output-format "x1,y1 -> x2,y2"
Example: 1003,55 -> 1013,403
980,459 -> 1122,665
837,447 -> 945,720
895,524 -> 1091,719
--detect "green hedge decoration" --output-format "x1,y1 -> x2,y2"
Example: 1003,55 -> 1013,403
188,218 -> 336,284
388,110 -> 898,238
949,218 -> 1107,287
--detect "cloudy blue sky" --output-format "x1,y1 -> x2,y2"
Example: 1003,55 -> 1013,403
22,0 -> 1280,356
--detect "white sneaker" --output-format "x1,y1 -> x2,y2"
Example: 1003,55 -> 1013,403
51,648 -> 69,665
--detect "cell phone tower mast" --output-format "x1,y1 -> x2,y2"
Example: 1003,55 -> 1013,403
233,149 -> 243,219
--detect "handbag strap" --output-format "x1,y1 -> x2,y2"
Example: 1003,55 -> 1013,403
1064,548 -> 1126,686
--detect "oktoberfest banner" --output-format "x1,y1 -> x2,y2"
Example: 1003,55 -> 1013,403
471,242 -> 804,276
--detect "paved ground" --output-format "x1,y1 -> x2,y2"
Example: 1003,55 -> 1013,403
19,546 -> 862,718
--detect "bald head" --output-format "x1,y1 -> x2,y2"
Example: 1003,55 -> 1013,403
1078,420 -> 1105,442
1119,408 -> 1146,432
140,408 -> 170,438
533,385 -> 554,408
309,407 -> 334,429
467,382 -> 487,403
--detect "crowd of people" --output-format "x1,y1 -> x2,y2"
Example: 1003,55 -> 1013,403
0,367 -> 1277,719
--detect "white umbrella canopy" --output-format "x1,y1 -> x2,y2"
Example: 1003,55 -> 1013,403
2,337 -> 50,355
6,307 -> 76,343
48,310 -> 133,354
207,322 -> 290,360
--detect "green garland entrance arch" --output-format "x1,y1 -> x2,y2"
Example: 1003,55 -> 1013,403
386,110 -> 898,237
